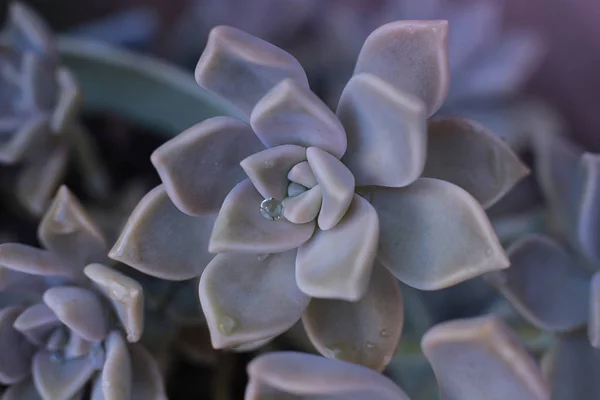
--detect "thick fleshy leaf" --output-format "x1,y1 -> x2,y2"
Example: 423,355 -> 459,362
287,182 -> 307,197
100,331 -> 132,400
302,263 -> 403,371
245,352 -> 410,400
16,140 -> 68,216
38,186 -> 108,269
84,264 -> 144,342
371,178 -> 509,290
544,333 -> 600,400
0,266 -> 45,293
51,68 -> 82,134
151,116 -> 264,215
3,378 -> 43,400
199,250 -> 310,349
1,2 -> 57,58
0,114 -> 48,164
296,194 -> 378,301
195,25 -> 309,119
422,316 -> 550,400
209,179 -> 315,253
63,333 -> 93,359
0,306 -> 34,384
423,117 -> 529,209
43,286 -> 109,341
576,153 -> 600,263
531,130 -> 582,240
487,235 -> 590,332
590,272 -> 600,348
337,73 -> 426,188
110,185 -> 217,280
129,344 -> 168,400
0,243 -> 75,277
283,185 -> 322,224
32,350 -> 98,400
13,303 -> 60,345
288,161 -> 317,188
240,145 -> 307,200
354,20 -> 449,117
306,146 -> 354,230
251,79 -> 347,158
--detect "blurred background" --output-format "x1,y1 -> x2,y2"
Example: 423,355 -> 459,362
5,0 -> 599,150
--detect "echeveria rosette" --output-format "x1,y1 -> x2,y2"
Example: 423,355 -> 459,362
244,316 -> 549,400
484,129 -> 600,399
0,3 -> 85,215
110,21 -> 528,370
0,187 -> 166,400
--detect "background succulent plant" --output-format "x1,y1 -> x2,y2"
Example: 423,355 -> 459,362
0,2 -> 107,216
0,186 -> 166,400
109,19 -> 531,376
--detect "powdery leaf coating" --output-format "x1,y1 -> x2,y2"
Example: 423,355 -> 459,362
283,185 -> 322,224
110,185 -> 217,280
245,351 -> 410,400
199,250 -> 310,349
296,194 -> 378,301
371,178 -> 509,290
337,73 -> 426,188
422,316 -> 550,400
129,343 -> 168,400
0,243 -> 74,278
302,263 -> 403,371
43,286 -> 109,342
100,331 -> 132,400
589,272 -> 600,348
544,333 -> 600,400
575,153 -> 600,264
354,20 -> 450,117
38,186 -> 108,270
288,161 -> 317,188
209,179 -> 315,253
423,117 -> 529,209
251,79 -> 347,158
151,116 -> 264,216
13,303 -> 60,345
240,144 -> 307,200
32,350 -> 98,400
84,264 -> 144,343
306,146 -> 355,230
0,306 -> 34,384
195,25 -> 309,119
487,235 -> 590,333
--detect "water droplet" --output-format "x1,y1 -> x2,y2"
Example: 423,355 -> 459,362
260,198 -> 283,220
380,329 -> 390,338
365,341 -> 376,349
257,254 -> 268,262
217,315 -> 237,335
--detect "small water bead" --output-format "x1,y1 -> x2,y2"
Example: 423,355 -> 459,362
380,329 -> 391,338
217,314 -> 237,335
260,197 -> 284,220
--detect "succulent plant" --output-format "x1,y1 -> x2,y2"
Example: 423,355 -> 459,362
110,19 -> 529,372
0,186 -> 166,400
245,316 -> 549,400
0,2 -> 107,216
483,125 -> 600,399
